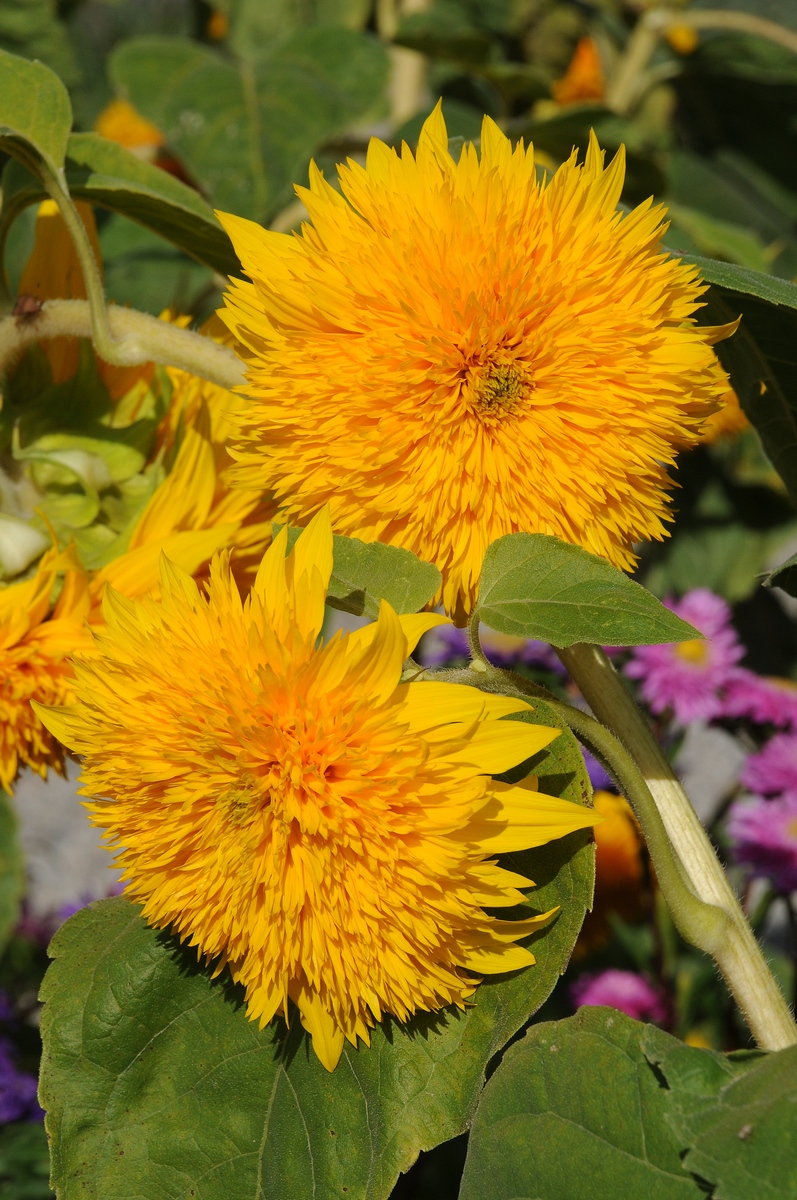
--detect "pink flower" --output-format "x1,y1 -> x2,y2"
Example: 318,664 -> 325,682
721,668 -> 797,730
741,733 -> 797,795
728,792 -> 797,892
625,589 -> 744,724
570,969 -> 668,1024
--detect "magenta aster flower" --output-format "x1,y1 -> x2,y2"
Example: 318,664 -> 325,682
570,969 -> 667,1024
741,733 -> 797,795
721,668 -> 797,730
728,792 -> 797,892
624,589 -> 743,724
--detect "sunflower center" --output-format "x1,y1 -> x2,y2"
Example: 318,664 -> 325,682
469,355 -> 534,420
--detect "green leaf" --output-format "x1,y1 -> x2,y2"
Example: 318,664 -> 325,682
328,537 -> 442,618
0,792 -> 24,954
0,0 -> 80,90
764,548 -> 797,596
460,1008 -> 710,1200
66,134 -> 237,278
40,712 -> 594,1200
696,284 -> 797,506
649,1035 -> 797,1200
223,0 -> 372,58
476,533 -> 699,647
684,254 -> 797,309
0,45 -> 71,179
0,1121 -> 53,1199
109,31 -> 389,224
275,526 -> 443,617
0,138 -> 240,281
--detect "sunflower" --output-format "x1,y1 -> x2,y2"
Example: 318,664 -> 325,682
38,510 -> 598,1070
217,107 -> 732,618
0,545 -> 93,792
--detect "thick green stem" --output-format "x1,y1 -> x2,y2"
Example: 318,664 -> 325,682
0,298 -> 245,390
557,642 -> 797,1051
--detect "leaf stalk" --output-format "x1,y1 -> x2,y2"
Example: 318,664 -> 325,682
557,642 -> 797,1051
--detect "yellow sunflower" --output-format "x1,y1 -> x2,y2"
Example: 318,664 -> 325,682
218,107 -> 731,618
38,510 -> 598,1070
0,545 -> 93,792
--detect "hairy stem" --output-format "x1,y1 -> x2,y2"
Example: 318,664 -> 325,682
557,642 -> 797,1051
0,298 -> 245,390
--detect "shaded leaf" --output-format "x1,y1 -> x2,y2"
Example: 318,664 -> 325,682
109,30 -> 389,224
276,526 -> 443,618
697,285 -> 797,506
224,0 -> 371,58
0,0 -> 80,90
0,1121 -> 53,1199
0,792 -> 24,955
40,714 -> 594,1200
764,548 -> 797,596
0,45 -> 71,179
476,533 -> 698,647
328,537 -> 441,618
649,1035 -> 797,1200
460,1008 -> 707,1200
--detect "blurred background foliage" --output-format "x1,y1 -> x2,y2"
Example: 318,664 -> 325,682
3,0 -> 797,1195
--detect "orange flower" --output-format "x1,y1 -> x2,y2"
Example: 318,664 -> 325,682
699,388 -> 750,443
552,37 -> 605,106
576,790 -> 646,955
16,201 -> 153,400
94,98 -> 165,158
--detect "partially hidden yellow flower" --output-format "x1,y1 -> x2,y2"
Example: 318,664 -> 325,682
17,201 -> 153,399
699,388 -> 750,444
38,509 -> 599,1070
217,107 -> 732,619
0,545 -> 93,792
551,37 -> 605,106
88,364 -> 275,612
94,98 -> 165,157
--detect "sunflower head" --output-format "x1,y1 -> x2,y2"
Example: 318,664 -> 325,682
0,545 -> 92,792
217,107 -> 731,619
38,511 -> 599,1070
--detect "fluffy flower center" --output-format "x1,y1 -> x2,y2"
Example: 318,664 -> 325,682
468,354 -> 535,422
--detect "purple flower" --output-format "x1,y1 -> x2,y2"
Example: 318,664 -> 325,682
741,733 -> 797,795
625,589 -> 744,724
416,625 -> 469,667
721,668 -> 797,730
0,1037 -> 42,1123
570,969 -> 667,1024
728,792 -> 797,892
417,623 -> 566,672
581,748 -> 615,792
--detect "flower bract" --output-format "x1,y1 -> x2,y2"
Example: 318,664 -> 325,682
218,106 -> 731,617
38,510 -> 599,1070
